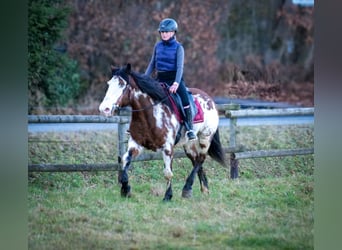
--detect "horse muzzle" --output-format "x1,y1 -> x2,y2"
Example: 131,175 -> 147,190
99,103 -> 119,116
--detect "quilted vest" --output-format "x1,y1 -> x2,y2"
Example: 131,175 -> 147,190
155,37 -> 180,71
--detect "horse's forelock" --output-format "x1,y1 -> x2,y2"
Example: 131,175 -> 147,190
112,67 -> 129,84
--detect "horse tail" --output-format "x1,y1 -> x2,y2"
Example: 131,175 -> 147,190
208,129 -> 226,166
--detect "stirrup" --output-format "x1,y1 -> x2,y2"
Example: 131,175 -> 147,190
186,130 -> 197,141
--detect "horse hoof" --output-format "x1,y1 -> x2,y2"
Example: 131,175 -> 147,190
121,191 -> 132,197
182,189 -> 192,198
121,185 -> 131,198
201,186 -> 209,194
120,191 -> 132,198
162,195 -> 172,202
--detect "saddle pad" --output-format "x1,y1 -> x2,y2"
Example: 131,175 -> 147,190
170,96 -> 204,124
193,98 -> 204,123
162,82 -> 204,124
172,97 -> 204,123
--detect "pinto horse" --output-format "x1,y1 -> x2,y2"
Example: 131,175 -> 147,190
99,64 -> 226,201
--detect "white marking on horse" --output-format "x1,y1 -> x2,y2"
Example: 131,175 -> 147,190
122,137 -> 144,170
153,105 -> 165,129
162,152 -> 173,180
99,76 -> 126,116
133,90 -> 148,99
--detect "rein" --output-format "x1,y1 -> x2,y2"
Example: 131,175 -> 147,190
129,95 -> 169,112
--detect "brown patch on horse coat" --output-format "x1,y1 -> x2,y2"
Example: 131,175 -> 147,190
199,142 -> 208,149
128,95 -> 168,152
129,116 -> 166,151
130,148 -> 140,158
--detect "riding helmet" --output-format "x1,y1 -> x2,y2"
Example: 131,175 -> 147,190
158,18 -> 178,32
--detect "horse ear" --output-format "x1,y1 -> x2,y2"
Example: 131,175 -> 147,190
111,65 -> 119,75
126,63 -> 131,73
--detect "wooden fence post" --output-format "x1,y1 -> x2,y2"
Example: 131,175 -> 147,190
230,153 -> 239,179
226,104 -> 240,179
117,119 -> 127,165
223,103 -> 240,149
116,109 -> 131,166
229,118 -> 239,179
229,117 -> 237,149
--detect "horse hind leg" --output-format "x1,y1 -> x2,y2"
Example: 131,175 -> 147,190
184,165 -> 209,196
182,152 -> 207,198
182,163 -> 200,198
196,137 -> 211,194
197,166 -> 209,194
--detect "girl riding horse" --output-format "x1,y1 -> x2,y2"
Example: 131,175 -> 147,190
145,18 -> 196,141
99,64 -> 226,201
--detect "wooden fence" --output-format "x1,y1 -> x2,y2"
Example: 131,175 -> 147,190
28,106 -> 314,178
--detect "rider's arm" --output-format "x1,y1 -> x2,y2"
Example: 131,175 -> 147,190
145,45 -> 156,76
174,45 -> 184,84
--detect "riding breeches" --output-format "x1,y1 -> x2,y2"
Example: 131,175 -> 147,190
157,71 -> 190,107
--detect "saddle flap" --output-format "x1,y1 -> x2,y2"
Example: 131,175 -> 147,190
160,82 -> 203,123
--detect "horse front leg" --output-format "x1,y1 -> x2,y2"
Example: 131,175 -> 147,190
162,150 -> 174,201
118,141 -> 143,198
118,149 -> 133,197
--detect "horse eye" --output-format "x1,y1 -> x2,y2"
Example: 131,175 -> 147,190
118,77 -> 125,87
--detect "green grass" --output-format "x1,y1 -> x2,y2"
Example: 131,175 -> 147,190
28,125 -> 314,249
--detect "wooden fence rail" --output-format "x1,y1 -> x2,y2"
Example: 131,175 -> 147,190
225,107 -> 314,118
226,107 -> 314,148
28,115 -> 130,123
28,107 -> 314,177
28,146 -> 241,172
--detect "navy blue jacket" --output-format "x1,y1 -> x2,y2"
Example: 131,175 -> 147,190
145,36 -> 184,84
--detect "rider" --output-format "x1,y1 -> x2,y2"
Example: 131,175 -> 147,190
145,18 -> 197,141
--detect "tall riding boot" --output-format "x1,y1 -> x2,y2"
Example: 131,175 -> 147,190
183,107 -> 197,141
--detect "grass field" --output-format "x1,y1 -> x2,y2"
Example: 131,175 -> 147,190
28,124 -> 314,249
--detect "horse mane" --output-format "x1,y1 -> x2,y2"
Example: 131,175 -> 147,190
112,65 -> 173,109
129,71 -> 172,108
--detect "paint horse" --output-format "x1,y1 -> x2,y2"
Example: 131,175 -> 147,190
99,64 -> 226,201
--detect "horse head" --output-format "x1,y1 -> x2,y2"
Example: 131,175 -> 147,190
99,64 -> 132,116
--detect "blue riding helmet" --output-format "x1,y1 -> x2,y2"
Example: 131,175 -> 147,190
158,18 -> 178,32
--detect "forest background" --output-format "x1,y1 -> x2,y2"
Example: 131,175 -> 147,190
28,0 -> 314,114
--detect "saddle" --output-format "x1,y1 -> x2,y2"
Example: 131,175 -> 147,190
160,83 -> 204,124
